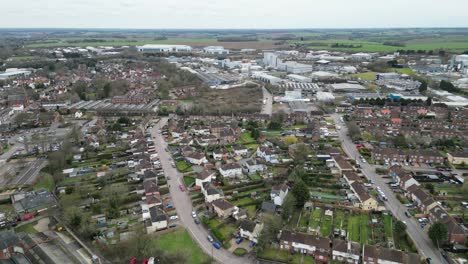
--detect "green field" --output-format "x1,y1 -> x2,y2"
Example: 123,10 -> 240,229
309,208 -> 323,230
155,229 -> 210,264
349,72 -> 377,81
320,215 -> 333,237
34,173 -> 55,191
183,176 -> 195,187
348,215 -> 361,242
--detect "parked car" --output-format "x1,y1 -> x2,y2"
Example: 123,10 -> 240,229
236,237 -> 244,244
169,215 -> 178,220
191,211 -> 197,218
194,218 -> 200,225
169,224 -> 177,228
213,241 -> 221,249
405,211 -> 411,218
179,185 -> 185,192
207,235 -> 214,243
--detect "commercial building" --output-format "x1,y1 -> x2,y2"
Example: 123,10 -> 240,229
137,44 -> 192,53
329,83 -> 366,92
287,74 -> 312,83
252,72 -> 282,85
351,53 -> 373,61
203,46 -> 229,55
0,68 -> 31,80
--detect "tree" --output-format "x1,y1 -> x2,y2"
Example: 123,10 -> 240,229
428,221 -> 448,246
394,134 -> 407,148
251,128 -> 260,140
256,214 -> 282,251
426,97 -> 433,106
281,194 -> 297,221
283,135 -> 298,146
291,181 -> 309,208
419,80 -> 428,94
425,183 -> 435,194
346,121 -> 361,141
394,220 -> 407,239
268,121 -> 282,130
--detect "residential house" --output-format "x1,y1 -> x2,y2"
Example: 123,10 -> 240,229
239,220 -> 263,243
350,182 -> 378,210
244,160 -> 265,175
278,230 -> 331,263
343,171 -> 361,185
211,199 -> 235,219
399,174 -> 420,191
219,163 -> 243,178
195,170 -> 216,188
185,152 -> 207,165
146,207 -> 168,233
261,201 -> 276,214
333,156 -> 354,175
201,182 -> 223,203
213,149 -> 229,161
372,148 -> 406,163
332,239 -> 360,264
407,186 -> 437,213
257,146 -> 278,163
362,245 -> 420,264
447,152 -> 468,165
233,145 -> 249,157
388,165 -> 408,183
429,206 -> 466,244
407,150 -> 445,164
271,184 -> 289,206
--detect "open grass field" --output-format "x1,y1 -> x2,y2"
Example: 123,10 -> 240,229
155,229 -> 210,264
349,72 -> 377,81
194,86 -> 262,115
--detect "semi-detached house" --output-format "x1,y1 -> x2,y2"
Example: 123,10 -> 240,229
219,163 -> 243,178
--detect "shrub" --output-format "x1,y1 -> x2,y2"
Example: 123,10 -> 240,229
233,248 -> 247,256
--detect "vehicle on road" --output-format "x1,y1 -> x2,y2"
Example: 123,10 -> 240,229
207,235 -> 214,243
213,241 -> 221,249
405,211 -> 411,218
194,217 -> 200,225
191,211 -> 197,218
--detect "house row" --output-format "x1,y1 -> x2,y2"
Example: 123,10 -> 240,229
389,165 -> 466,244
372,148 -> 445,164
278,230 -> 420,264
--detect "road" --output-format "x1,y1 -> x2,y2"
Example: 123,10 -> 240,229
150,118 -> 251,264
261,86 -> 273,116
332,113 -> 445,263
9,158 -> 48,186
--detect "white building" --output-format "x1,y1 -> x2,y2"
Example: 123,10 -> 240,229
263,52 -> 313,74
203,46 -> 229,55
351,53 -> 373,61
288,74 -> 312,83
146,207 -> 167,233
219,163 -> 243,178
0,68 -> 31,80
239,220 -> 263,243
137,44 -> 192,53
271,184 -> 289,206
316,92 -> 335,102
252,72 -> 283,85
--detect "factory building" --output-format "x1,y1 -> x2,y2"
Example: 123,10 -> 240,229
252,72 -> 283,85
137,44 -> 192,53
287,74 -> 312,83
263,52 -> 313,74
0,68 -> 32,80
203,46 -> 230,55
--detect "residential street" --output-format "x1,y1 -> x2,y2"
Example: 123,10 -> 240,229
150,118 -> 251,264
331,113 -> 446,263
261,86 -> 273,116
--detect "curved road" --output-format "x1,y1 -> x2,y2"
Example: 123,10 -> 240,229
332,113 -> 446,263
150,118 -> 251,264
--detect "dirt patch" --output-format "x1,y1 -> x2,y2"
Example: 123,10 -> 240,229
33,217 -> 50,232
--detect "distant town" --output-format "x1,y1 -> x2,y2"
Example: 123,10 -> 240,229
0,28 -> 467,264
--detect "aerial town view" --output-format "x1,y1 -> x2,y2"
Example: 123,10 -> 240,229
1,1 -> 468,264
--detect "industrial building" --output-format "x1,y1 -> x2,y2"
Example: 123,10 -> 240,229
252,72 -> 283,85
287,74 -> 312,83
136,44 -> 192,53
351,53 -> 373,60
263,52 -> 313,74
329,83 -> 366,92
203,46 -> 230,55
0,68 -> 32,80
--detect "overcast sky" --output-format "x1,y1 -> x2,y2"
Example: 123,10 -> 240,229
1,0 -> 467,29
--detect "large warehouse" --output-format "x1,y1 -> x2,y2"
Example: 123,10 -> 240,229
137,44 -> 192,53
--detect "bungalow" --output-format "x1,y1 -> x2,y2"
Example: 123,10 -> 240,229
185,152 -> 207,165
239,220 -> 263,243
350,182 -> 378,211
195,170 -> 216,188
201,182 -> 223,203
278,230 -> 331,263
447,152 -> 468,165
244,160 -> 265,175
233,145 -> 249,157
219,163 -> 243,178
332,239 -> 360,264
271,184 -> 289,206
211,199 -> 235,219
146,207 -> 168,233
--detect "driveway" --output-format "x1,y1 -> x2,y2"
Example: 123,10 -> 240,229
150,118 -> 251,264
331,113 -> 446,263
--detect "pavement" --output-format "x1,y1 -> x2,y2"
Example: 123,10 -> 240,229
150,118 -> 251,264
261,86 -> 273,116
331,113 -> 446,263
